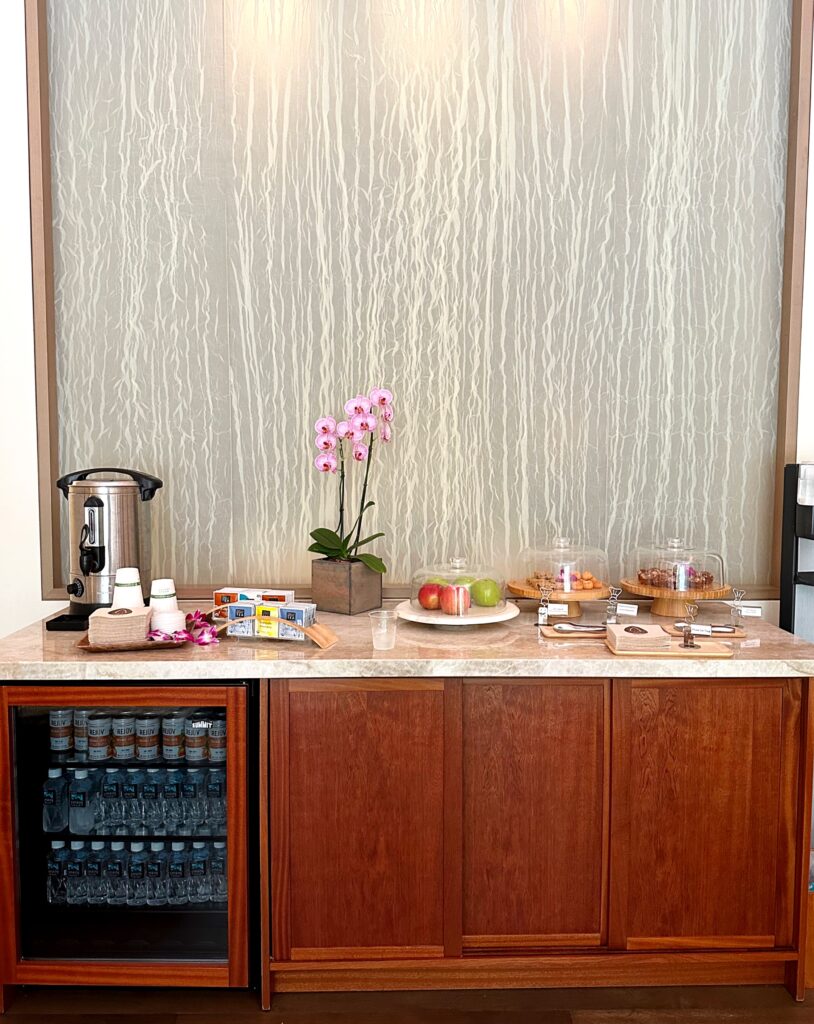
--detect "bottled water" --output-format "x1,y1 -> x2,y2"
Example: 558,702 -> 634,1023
68,769 -> 96,834
46,840 -> 71,905
146,841 -> 169,906
122,767 -> 146,832
105,841 -> 129,905
188,842 -> 211,903
162,768 -> 183,832
86,841 -> 109,904
126,842 -> 149,906
42,768 -> 69,832
142,768 -> 165,832
168,842 -> 189,905
100,767 -> 125,831
210,842 -> 227,904
206,768 -> 226,832
181,769 -> 206,834
66,841 -> 89,905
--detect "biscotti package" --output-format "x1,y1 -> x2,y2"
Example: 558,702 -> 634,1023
213,587 -> 295,620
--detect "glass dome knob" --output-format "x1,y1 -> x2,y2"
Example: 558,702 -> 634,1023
667,537 -> 685,549
450,556 -> 467,570
554,537 -> 571,548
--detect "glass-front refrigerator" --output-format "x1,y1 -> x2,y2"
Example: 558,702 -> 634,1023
0,684 -> 250,989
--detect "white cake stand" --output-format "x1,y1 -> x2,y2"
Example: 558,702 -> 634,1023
395,599 -> 520,628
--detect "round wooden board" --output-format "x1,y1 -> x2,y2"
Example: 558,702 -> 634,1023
619,578 -> 732,619
507,579 -> 611,602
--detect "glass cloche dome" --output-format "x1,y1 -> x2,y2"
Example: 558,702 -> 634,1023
622,537 -> 725,593
410,555 -> 505,617
521,538 -> 610,598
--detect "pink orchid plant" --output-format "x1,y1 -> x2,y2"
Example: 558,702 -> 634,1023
310,387 -> 394,574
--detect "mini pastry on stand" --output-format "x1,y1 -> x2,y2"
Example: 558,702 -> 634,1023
509,538 -> 610,618
619,537 -> 730,618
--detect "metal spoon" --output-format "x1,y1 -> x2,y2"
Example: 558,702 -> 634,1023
551,623 -> 606,633
674,622 -> 736,634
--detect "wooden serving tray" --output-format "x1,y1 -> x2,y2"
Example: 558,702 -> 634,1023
619,578 -> 731,618
77,635 -> 185,653
539,625 -> 607,640
663,625 -> 746,640
605,639 -> 734,659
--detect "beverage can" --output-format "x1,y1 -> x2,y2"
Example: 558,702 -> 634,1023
184,714 -> 210,762
73,709 -> 90,752
112,713 -> 136,760
208,714 -> 227,763
162,712 -> 186,760
49,708 -> 73,752
135,714 -> 160,761
87,713 -> 111,761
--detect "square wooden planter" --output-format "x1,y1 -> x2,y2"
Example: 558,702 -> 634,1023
311,558 -> 383,616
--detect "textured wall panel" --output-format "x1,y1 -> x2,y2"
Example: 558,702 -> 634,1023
50,0 -> 791,587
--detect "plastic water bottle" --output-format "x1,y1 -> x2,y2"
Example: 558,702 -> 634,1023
181,769 -> 206,834
46,840 -> 71,904
100,767 -> 125,831
104,841 -> 129,905
142,768 -> 165,832
86,841 -> 109,904
42,768 -> 69,832
206,768 -> 226,832
146,841 -> 169,906
162,768 -> 183,832
66,841 -> 89,905
188,842 -> 211,903
122,767 -> 146,832
210,842 -> 227,904
167,842 -> 189,905
126,842 -> 149,906
68,769 -> 96,834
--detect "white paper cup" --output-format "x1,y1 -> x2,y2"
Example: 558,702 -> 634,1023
150,578 -> 178,612
111,567 -> 144,610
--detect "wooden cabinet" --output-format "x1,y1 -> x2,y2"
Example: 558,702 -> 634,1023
462,680 -> 609,952
610,680 -> 801,953
270,680 -> 445,962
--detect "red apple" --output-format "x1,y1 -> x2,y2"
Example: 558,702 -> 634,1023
440,584 -> 471,616
417,583 -> 442,610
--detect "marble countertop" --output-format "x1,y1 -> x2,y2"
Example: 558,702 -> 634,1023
0,602 -> 812,681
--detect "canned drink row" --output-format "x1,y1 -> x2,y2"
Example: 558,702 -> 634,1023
48,708 -> 227,763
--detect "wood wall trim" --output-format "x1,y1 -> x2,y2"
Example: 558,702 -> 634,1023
226,687 -> 248,987
269,679 -> 291,961
773,0 -> 814,585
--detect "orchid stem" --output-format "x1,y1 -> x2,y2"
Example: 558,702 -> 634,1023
352,434 -> 374,556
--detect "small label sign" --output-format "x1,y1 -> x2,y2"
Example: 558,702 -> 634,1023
740,606 -> 762,618
690,624 -> 713,636
538,605 -> 569,624
617,603 -> 638,616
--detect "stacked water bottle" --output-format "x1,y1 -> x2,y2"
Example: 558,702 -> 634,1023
43,705 -> 228,910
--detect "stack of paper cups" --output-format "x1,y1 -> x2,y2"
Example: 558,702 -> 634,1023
151,608 -> 186,635
111,567 -> 144,610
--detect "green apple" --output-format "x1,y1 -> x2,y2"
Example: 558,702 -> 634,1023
455,575 -> 477,592
425,575 -> 449,585
471,578 -> 501,607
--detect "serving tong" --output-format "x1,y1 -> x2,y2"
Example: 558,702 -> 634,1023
550,622 -> 606,634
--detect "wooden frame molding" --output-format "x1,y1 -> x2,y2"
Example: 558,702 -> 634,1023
25,0 -> 813,599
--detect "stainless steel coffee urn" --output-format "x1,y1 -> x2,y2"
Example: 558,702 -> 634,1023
56,468 -> 163,615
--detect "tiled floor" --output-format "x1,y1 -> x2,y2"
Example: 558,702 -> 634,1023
4,986 -> 814,1023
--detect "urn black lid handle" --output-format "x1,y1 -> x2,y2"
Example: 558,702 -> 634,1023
56,468 -> 163,502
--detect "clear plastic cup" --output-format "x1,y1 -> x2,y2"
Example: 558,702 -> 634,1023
369,610 -> 398,650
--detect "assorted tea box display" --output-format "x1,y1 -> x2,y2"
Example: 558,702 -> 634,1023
212,587 -> 295,620
256,603 -> 316,641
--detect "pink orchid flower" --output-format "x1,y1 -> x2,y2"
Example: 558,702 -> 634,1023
379,421 -> 392,443
382,404 -> 394,423
315,416 -> 337,435
344,395 -> 372,417
314,452 -> 338,473
351,412 -> 377,433
336,420 -> 352,439
369,387 -> 393,407
352,442 -> 369,461
315,432 -> 338,452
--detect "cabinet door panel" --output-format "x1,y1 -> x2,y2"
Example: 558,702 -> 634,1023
610,680 -> 798,951
287,687 -> 444,958
462,681 -> 609,950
